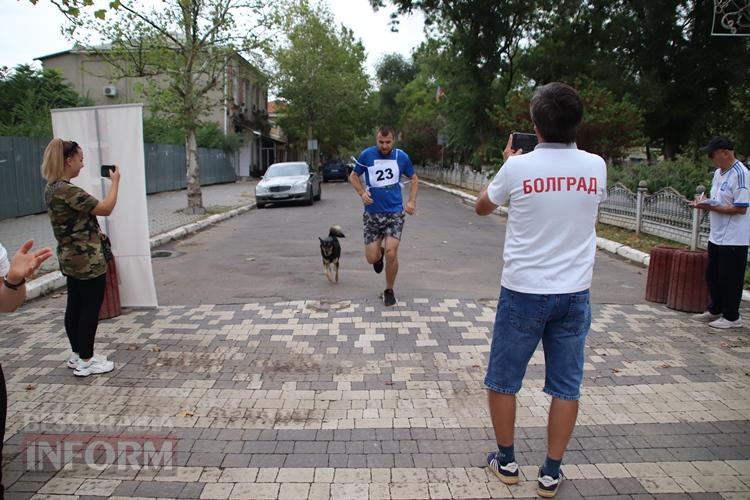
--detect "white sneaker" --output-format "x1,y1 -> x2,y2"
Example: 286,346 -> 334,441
67,353 -> 107,369
692,311 -> 721,322
74,357 -> 114,377
709,317 -> 743,329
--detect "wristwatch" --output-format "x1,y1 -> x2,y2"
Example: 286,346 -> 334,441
3,276 -> 25,290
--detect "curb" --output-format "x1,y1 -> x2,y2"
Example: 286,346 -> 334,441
26,202 -> 255,300
419,179 -> 750,302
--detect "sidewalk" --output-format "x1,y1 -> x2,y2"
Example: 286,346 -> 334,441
0,181 -> 257,295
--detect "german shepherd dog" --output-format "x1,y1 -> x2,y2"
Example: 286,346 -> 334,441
320,226 -> 345,283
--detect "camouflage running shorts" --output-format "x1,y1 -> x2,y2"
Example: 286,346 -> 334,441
363,212 -> 405,245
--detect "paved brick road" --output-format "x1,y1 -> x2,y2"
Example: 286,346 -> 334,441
1,296 -> 748,499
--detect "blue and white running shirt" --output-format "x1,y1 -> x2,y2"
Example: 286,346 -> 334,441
354,146 -> 415,213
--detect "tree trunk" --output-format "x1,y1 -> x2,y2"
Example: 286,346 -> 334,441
185,127 -> 205,214
307,123 -> 317,171
663,138 -> 677,161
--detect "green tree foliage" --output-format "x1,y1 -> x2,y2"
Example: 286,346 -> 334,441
143,117 -> 242,150
522,0 -> 750,159
0,65 -> 89,137
374,53 -> 417,128
496,81 -> 643,161
274,1 -> 374,163
371,1 -> 748,166
724,87 -> 750,159
394,74 -> 442,164
68,0 -> 277,212
28,0 -> 117,21
371,0 -> 542,164
609,156 -> 714,197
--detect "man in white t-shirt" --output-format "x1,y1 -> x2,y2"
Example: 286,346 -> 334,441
474,82 -> 607,498
0,239 -> 52,498
690,137 -> 749,329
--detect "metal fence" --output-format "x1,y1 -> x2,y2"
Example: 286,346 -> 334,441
414,165 -> 490,192
415,165 -> 713,250
143,144 -> 235,194
599,182 -> 711,250
0,136 -> 48,220
0,136 -> 236,220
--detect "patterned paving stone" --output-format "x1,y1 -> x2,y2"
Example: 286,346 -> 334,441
2,299 -> 749,498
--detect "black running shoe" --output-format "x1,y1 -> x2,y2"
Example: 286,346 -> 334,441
537,468 -> 564,498
373,247 -> 384,274
383,288 -> 397,307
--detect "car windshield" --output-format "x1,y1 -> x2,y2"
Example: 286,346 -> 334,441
265,164 -> 308,178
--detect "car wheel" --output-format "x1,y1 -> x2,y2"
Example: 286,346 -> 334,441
256,201 -> 265,209
314,185 -> 321,201
305,187 -> 313,205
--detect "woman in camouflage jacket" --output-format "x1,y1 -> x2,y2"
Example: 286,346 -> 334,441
42,139 -> 121,377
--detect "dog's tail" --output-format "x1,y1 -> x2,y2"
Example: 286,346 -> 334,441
329,225 -> 345,238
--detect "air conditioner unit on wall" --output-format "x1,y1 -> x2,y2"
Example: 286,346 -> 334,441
103,85 -> 117,97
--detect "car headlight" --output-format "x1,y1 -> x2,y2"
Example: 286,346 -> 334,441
291,181 -> 308,193
256,185 -> 269,194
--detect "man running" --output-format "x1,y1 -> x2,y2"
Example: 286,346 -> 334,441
350,125 -> 418,306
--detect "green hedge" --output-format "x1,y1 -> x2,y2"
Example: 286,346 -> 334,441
609,156 -> 715,197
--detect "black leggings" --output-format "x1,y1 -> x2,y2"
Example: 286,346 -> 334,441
706,242 -> 748,322
65,274 -> 106,359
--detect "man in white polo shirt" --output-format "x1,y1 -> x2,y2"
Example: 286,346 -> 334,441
474,82 -> 607,498
690,136 -> 749,329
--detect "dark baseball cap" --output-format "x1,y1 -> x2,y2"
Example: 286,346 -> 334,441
701,136 -> 734,155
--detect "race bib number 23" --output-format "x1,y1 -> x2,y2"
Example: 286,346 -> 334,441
368,159 -> 399,188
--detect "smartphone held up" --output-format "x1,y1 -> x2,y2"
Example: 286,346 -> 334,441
511,133 -> 538,154
101,164 -> 115,178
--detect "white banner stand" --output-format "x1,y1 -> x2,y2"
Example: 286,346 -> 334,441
51,104 -> 158,308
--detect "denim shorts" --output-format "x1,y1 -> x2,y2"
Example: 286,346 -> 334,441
485,287 -> 592,400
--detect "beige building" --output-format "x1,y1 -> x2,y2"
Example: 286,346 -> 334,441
37,48 -> 287,177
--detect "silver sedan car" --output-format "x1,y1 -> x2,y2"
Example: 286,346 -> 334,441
255,162 -> 322,208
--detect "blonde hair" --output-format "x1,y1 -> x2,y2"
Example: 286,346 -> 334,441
41,138 -> 80,182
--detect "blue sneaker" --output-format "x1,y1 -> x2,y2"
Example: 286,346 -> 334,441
487,451 -> 519,484
537,467 -> 564,498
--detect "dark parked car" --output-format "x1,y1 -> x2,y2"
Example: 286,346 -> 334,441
255,162 -> 321,208
322,159 -> 349,182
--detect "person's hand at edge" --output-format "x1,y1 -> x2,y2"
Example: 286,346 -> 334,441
7,240 -> 52,283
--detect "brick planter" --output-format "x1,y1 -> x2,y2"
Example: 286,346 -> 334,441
645,245 -> 683,303
666,250 -> 709,313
